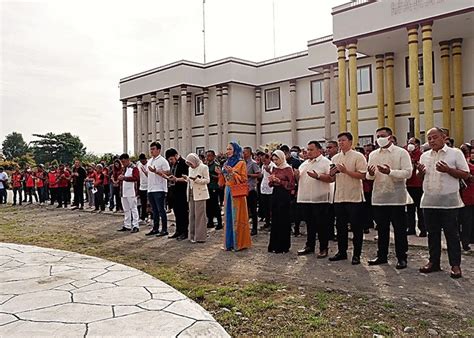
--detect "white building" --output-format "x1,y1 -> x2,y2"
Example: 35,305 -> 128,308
119,0 -> 474,155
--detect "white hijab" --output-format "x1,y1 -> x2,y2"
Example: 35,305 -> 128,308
272,150 -> 291,169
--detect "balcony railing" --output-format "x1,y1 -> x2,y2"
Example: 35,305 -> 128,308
332,0 -> 376,14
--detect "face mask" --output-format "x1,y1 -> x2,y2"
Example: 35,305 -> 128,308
407,144 -> 416,152
377,136 -> 390,148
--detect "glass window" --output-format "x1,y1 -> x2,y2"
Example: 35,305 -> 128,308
265,88 -> 280,111
357,65 -> 372,94
195,95 -> 204,116
311,80 -> 324,104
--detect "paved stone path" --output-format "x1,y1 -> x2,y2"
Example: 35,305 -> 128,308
0,243 -> 229,337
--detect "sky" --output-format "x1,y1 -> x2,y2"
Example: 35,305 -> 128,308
1,0 -> 347,154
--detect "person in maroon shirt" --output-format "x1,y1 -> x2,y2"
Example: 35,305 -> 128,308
110,159 -> 123,212
405,137 -> 427,237
460,145 -> 474,251
11,168 -> 23,206
56,164 -> 71,208
93,164 -> 106,211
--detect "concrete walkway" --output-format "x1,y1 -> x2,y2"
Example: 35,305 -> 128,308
0,243 -> 229,337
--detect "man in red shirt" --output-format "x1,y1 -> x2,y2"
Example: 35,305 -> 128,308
57,164 -> 71,208
11,167 -> 23,206
48,166 -> 59,205
25,168 -> 38,204
405,137 -> 426,237
36,165 -> 47,205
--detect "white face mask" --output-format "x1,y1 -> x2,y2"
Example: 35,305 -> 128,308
407,144 -> 416,152
377,136 -> 391,148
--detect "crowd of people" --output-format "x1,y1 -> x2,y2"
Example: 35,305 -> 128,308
0,126 -> 472,279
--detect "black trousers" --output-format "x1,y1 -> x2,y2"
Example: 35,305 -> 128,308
103,184 -> 110,207
49,188 -> 58,204
299,203 -> 329,252
94,186 -> 105,211
363,191 -> 374,230
460,205 -> 474,247
259,194 -> 272,226
172,192 -> 189,235
13,188 -> 22,205
327,204 -> 336,238
406,187 -> 426,233
26,187 -> 38,203
111,186 -> 122,211
58,187 -> 68,207
138,189 -> 148,220
424,208 -> 461,267
247,190 -> 258,231
206,188 -> 222,227
373,205 -> 408,261
73,184 -> 84,207
334,202 -> 364,257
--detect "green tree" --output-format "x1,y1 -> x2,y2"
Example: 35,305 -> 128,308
30,132 -> 86,164
1,132 -> 29,160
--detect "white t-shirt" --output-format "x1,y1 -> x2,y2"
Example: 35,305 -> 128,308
146,155 -> 170,193
137,162 -> 148,191
0,172 -> 8,189
260,162 -> 276,195
420,145 -> 469,209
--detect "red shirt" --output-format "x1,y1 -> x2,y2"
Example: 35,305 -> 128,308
93,170 -> 104,187
57,169 -> 71,188
36,171 -> 45,188
25,173 -> 35,188
461,162 -> 474,206
12,173 -> 22,188
406,148 -> 423,188
102,167 -> 110,185
48,171 -> 58,188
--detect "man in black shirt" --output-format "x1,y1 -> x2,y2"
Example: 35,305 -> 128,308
71,159 -> 87,210
165,148 -> 189,240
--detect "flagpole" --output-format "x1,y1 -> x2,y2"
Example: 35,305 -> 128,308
203,0 -> 206,64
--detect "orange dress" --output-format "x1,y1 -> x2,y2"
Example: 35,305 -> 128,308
219,160 -> 252,250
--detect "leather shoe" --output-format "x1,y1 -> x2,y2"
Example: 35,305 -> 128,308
117,227 -> 130,232
396,260 -> 407,269
156,231 -> 169,237
368,257 -> 388,266
329,252 -> 347,261
351,256 -> 361,265
168,232 -> 181,239
418,231 -> 427,238
297,247 -> 315,256
145,230 -> 159,236
131,227 -> 139,233
419,262 -> 441,274
317,249 -> 328,259
215,225 -> 223,230
177,234 -> 187,241
450,266 -> 462,279
251,229 -> 258,236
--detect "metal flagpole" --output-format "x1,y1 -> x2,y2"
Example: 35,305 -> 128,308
272,0 -> 276,58
203,0 -> 206,63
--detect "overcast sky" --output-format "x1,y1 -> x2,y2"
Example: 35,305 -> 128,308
1,0 -> 346,154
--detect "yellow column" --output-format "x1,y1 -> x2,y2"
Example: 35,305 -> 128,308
337,44 -> 347,132
375,54 -> 385,128
439,41 -> 451,131
422,22 -> 434,131
348,40 -> 359,144
385,52 -> 395,132
452,38 -> 463,146
407,24 -> 420,137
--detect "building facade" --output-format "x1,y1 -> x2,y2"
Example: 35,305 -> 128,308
119,0 -> 474,155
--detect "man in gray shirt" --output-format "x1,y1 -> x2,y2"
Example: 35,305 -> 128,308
244,147 -> 262,236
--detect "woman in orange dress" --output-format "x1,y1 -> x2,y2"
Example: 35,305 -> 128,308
218,142 -> 252,251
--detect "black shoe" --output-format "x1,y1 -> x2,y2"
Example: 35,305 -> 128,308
396,260 -> 407,269
71,206 -> 79,210
168,232 -> 181,239
368,257 -> 388,266
462,244 -> 471,252
297,247 -> 315,256
177,234 -> 187,241
117,227 -> 130,232
207,223 -> 215,229
363,229 -> 370,234
351,256 -> 361,265
131,227 -> 139,233
418,231 -> 427,237
78,207 -> 84,210
12,203 -> 16,206
215,225 -> 223,230
251,229 -> 257,236
56,205 -> 62,208
146,230 -> 159,236
406,229 -> 416,236
294,231 -> 301,237
156,231 -> 169,237
329,252 -> 347,261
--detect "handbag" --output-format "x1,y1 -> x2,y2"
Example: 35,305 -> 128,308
230,174 -> 248,198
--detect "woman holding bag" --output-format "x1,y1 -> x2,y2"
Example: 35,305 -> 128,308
183,153 -> 210,243
217,142 -> 252,251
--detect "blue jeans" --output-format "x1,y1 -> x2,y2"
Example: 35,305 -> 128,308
148,191 -> 167,233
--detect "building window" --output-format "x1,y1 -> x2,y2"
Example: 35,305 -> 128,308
357,65 -> 372,94
264,87 -> 281,111
405,53 -> 435,87
196,147 -> 205,155
358,135 -> 374,146
310,80 -> 324,104
195,94 -> 204,116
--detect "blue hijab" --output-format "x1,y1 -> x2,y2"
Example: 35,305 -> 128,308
223,141 -> 242,172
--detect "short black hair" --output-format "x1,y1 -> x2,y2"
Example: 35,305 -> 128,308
411,138 -> 421,146
138,153 -> 147,160
337,132 -> 353,141
119,153 -> 129,160
364,143 -> 375,150
291,146 -> 301,152
280,145 -> 290,153
327,140 -> 338,147
206,150 -> 216,156
150,141 -> 161,150
243,146 -> 252,153
165,148 -> 178,159
307,140 -> 322,150
376,127 -> 393,135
